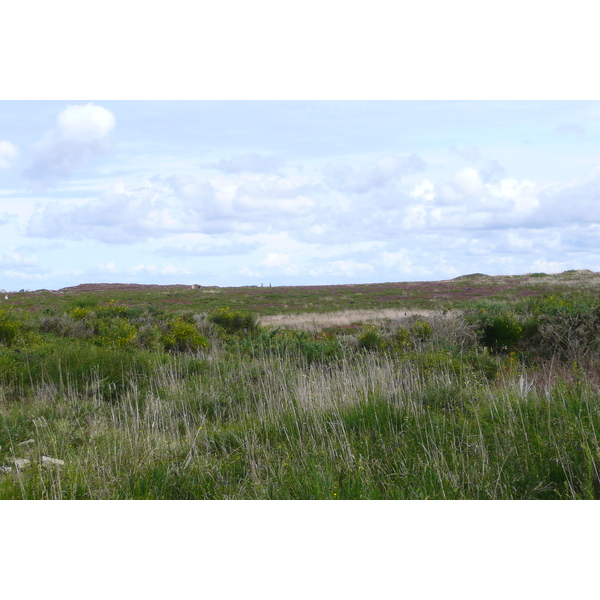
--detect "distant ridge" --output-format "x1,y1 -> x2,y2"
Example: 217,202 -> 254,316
16,269 -> 599,294
451,273 -> 491,281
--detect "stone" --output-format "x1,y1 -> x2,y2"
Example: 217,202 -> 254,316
17,439 -> 35,446
41,456 -> 65,467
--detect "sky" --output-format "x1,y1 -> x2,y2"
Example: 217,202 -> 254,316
1,1 -> 599,292
1,100 -> 600,291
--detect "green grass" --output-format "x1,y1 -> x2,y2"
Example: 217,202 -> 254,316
1,273 -> 600,499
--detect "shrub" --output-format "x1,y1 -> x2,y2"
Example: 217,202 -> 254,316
468,306 -> 523,353
480,313 -> 522,351
391,327 -> 412,351
208,307 -> 258,336
95,300 -> 130,319
37,313 -> 95,340
95,318 -> 138,348
358,326 -> 386,352
411,320 -> 433,341
136,323 -> 163,350
69,307 -> 93,320
163,318 -> 209,352
0,309 -> 25,348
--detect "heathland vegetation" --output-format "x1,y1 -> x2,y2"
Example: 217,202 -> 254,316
1,270 -> 600,499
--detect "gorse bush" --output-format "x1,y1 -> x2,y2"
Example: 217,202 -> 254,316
162,317 -> 209,352
69,306 -> 93,320
0,309 -> 25,347
95,300 -> 131,319
480,313 -> 523,352
95,317 -> 138,348
208,307 -> 258,335
467,304 -> 523,353
358,326 -> 387,352
411,319 -> 433,341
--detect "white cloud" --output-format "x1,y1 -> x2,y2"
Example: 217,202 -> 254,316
0,140 -> 19,169
260,252 -> 300,275
488,178 -> 539,212
0,251 -> 39,268
531,259 -> 569,273
410,180 -> 435,202
98,262 -> 116,272
381,250 -> 410,268
26,172 -> 323,244
23,103 -> 116,187
239,267 -> 262,278
261,252 -> 290,268
56,104 -> 115,143
454,167 -> 485,196
27,176 -> 215,243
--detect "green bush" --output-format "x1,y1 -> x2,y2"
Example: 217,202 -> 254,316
209,307 -> 258,336
95,317 -> 138,348
469,305 -> 523,352
95,300 -> 130,319
163,318 -> 209,352
0,309 -> 26,348
391,327 -> 412,351
481,313 -> 522,351
69,306 -> 93,320
411,320 -> 433,341
358,326 -> 386,352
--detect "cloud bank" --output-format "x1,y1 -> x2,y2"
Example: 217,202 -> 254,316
23,103 -> 115,188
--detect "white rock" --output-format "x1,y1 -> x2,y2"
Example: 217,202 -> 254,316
0,466 -> 12,475
12,458 -> 30,470
41,456 -> 65,467
17,439 -> 36,446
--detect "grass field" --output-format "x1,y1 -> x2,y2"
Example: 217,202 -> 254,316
1,270 -> 600,499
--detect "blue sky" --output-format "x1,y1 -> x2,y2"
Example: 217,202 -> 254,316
1,0 -> 599,292
1,100 -> 600,291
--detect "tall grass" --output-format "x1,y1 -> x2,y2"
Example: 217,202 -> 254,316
1,300 -> 599,499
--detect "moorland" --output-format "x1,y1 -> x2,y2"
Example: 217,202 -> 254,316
1,269 -> 600,499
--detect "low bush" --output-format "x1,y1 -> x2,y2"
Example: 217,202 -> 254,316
208,307 -> 258,336
358,326 -> 387,352
95,317 -> 138,348
0,309 -> 26,348
467,305 -> 523,353
162,317 -> 209,352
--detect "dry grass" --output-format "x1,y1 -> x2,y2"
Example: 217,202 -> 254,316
258,308 -> 457,332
